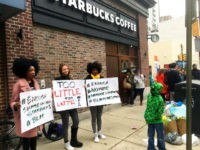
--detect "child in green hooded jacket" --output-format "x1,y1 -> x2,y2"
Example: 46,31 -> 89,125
144,82 -> 166,150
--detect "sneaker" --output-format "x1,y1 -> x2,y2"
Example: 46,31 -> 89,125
65,142 -> 74,150
94,133 -> 99,143
98,131 -> 106,139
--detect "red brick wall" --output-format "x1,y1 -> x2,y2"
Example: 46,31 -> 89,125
0,23 -> 7,119
5,0 -> 34,99
138,14 -> 150,86
33,25 -> 106,88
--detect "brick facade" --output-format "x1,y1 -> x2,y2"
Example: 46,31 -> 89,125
138,14 -> 150,85
0,23 -> 7,119
5,0 -> 34,99
33,25 -> 106,88
0,0 -> 149,119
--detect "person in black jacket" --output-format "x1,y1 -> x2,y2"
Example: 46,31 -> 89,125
55,63 -> 83,150
85,61 -> 106,143
192,64 -> 200,80
165,63 -> 181,101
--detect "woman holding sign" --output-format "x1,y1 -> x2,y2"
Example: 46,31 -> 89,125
55,64 -> 83,150
10,57 -> 41,150
85,61 -> 106,143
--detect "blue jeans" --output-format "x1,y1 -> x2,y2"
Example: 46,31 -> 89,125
147,123 -> 166,150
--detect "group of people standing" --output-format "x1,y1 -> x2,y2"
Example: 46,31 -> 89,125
144,62 -> 200,150
123,68 -> 146,106
155,62 -> 200,102
10,57 -> 106,150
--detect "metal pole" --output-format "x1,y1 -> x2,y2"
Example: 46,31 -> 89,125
185,0 -> 196,149
181,44 -> 184,68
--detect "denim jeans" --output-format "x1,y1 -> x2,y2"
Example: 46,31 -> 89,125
147,123 -> 166,150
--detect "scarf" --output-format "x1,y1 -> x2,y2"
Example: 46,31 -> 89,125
91,74 -> 100,79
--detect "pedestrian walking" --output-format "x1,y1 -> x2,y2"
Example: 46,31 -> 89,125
85,61 -> 106,143
144,82 -> 166,150
10,57 -> 42,150
55,63 -> 83,150
132,68 -> 145,105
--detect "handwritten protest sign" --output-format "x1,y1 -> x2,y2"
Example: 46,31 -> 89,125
86,77 -> 121,106
20,88 -> 53,133
52,80 -> 87,111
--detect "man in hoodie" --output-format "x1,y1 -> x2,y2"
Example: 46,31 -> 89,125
192,64 -> 200,80
144,82 -> 166,150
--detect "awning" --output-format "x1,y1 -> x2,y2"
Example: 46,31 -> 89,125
0,0 -> 26,22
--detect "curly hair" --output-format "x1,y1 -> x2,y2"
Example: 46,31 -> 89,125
87,61 -> 102,74
12,57 -> 40,78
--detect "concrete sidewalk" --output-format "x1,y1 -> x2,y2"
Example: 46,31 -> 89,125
37,99 -> 200,150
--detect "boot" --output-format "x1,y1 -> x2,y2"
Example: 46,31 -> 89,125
65,141 -> 74,150
94,132 -> 99,143
70,127 -> 83,148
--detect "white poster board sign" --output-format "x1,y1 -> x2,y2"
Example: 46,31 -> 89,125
52,80 -> 87,111
20,88 -> 54,133
86,77 -> 121,106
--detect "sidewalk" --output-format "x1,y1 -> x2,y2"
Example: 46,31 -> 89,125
37,99 -> 200,150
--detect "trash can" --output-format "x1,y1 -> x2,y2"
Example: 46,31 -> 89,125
174,80 -> 200,136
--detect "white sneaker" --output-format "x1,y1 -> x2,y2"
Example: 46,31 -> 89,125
98,131 -> 106,139
65,142 -> 74,150
94,133 -> 99,143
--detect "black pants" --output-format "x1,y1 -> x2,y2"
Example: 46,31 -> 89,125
60,109 -> 79,143
22,137 -> 37,150
132,88 -> 144,103
125,89 -> 133,104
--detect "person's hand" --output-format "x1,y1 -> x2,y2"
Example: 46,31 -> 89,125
14,102 -> 20,111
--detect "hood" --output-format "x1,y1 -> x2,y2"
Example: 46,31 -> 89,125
150,82 -> 163,96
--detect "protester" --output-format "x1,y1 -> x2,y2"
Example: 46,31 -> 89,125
10,57 -> 42,150
55,64 -> 83,150
156,69 -> 168,102
132,68 -> 145,105
144,82 -> 166,150
165,63 -> 181,101
192,64 -> 200,80
85,61 -> 106,143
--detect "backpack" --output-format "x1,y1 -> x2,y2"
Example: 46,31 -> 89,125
47,122 -> 63,137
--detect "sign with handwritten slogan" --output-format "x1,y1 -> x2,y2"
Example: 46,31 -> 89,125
52,80 -> 87,111
20,88 -> 54,133
86,77 -> 121,107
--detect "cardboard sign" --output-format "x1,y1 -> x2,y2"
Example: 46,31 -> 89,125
52,80 -> 87,111
86,77 -> 121,106
20,88 -> 53,133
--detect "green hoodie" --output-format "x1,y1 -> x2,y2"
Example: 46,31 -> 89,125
144,82 -> 164,124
